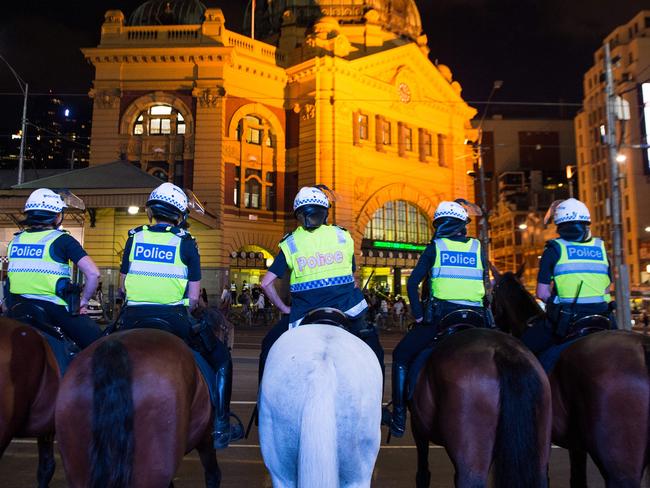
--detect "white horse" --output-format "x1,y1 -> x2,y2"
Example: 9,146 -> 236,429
259,323 -> 383,488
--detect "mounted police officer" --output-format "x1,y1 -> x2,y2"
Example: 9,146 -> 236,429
386,200 -> 491,437
522,198 -> 615,354
119,182 -> 243,449
3,188 -> 102,347
259,186 -> 384,381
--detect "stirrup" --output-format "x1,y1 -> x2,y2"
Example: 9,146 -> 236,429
390,407 -> 407,438
213,413 -> 245,450
381,403 -> 393,426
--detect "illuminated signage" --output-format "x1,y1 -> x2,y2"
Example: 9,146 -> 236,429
372,241 -> 426,251
642,83 -> 650,174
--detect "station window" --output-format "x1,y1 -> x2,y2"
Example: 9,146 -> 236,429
358,114 -> 369,140
133,104 -> 185,136
364,200 -> 431,244
381,120 -> 392,145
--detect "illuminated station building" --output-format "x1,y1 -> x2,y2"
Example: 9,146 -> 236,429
4,0 -> 478,298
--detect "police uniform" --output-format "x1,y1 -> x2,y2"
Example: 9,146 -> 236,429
394,236 -> 488,369
522,237 -> 614,354
6,228 -> 102,347
258,224 -> 384,381
120,224 -> 217,348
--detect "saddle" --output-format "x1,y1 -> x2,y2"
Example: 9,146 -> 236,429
9,302 -> 79,375
301,307 -> 378,341
562,314 -> 611,343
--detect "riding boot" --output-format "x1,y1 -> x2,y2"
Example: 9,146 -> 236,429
389,363 -> 409,438
213,359 -> 244,449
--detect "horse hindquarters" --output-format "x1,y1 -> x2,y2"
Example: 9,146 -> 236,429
493,348 -> 551,488
559,336 -> 650,488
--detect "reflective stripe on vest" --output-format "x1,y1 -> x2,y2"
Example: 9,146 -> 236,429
7,229 -> 70,306
430,238 -> 485,304
279,226 -> 355,293
124,227 -> 189,306
553,238 -> 611,304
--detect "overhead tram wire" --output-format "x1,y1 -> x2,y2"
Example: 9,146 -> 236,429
0,91 -> 584,107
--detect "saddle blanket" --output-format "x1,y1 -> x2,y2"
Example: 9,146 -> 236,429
41,333 -> 76,376
538,337 -> 582,373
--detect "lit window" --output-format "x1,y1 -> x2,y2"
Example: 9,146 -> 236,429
132,104 -> 186,136
404,127 -> 413,152
382,120 -> 391,145
150,105 -> 173,115
359,114 -> 369,140
247,127 -> 262,145
364,200 -> 431,244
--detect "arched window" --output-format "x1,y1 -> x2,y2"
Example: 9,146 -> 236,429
133,104 -> 186,136
364,200 -> 431,244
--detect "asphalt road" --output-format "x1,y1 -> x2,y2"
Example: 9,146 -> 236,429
0,325 -> 643,487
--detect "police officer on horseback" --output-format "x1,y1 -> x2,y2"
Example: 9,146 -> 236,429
3,188 -> 102,347
522,198 -> 615,354
119,182 -> 243,449
258,186 -> 384,381
386,200 -> 491,437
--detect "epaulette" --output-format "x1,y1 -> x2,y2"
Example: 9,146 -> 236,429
279,231 -> 294,243
168,226 -> 194,240
128,225 -> 146,236
333,225 -> 348,232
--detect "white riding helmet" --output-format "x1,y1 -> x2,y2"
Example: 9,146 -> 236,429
551,198 -> 591,225
433,201 -> 469,222
147,183 -> 188,212
293,186 -> 330,212
24,188 -> 67,213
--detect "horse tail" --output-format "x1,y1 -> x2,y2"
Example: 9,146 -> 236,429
298,356 -> 338,488
493,346 -> 543,488
90,339 -> 134,488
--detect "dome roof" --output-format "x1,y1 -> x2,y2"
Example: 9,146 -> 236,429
129,0 -> 207,26
246,0 -> 422,41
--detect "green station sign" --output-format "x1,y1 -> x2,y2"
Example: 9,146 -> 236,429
371,240 -> 426,252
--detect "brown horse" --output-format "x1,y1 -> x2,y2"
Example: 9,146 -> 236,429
491,268 -> 650,488
55,311 -> 228,488
0,317 -> 60,487
410,326 -> 552,488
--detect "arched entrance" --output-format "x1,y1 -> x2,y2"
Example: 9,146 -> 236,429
229,244 -> 274,295
360,200 -> 432,297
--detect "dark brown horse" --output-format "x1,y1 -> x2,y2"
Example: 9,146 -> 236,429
410,326 -> 552,488
491,268 -> 650,488
55,308 -> 229,488
0,316 -> 60,487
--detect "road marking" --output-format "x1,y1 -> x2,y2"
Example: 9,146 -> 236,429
9,439 -> 563,450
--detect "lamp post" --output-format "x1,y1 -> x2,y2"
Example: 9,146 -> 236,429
604,43 -> 631,330
475,80 -> 503,291
0,54 -> 28,185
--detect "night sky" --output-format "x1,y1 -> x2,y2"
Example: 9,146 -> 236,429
0,0 -> 645,132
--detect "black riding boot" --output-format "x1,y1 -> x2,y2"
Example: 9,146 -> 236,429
213,359 -> 244,449
389,363 -> 409,437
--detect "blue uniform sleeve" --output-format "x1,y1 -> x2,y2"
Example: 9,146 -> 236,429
180,237 -> 201,282
120,236 -> 133,274
537,242 -> 560,285
352,255 -> 356,273
51,234 -> 87,264
269,250 -> 288,278
407,243 -> 436,320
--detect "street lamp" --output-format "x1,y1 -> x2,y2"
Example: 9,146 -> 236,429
474,80 -> 503,290
0,54 -> 28,185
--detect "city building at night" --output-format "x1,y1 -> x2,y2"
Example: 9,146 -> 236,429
3,0 -> 475,297
471,117 -> 575,287
575,10 -> 650,289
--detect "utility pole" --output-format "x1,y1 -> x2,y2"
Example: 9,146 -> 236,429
475,80 -> 503,292
0,55 -> 28,185
604,42 -> 631,330
251,0 -> 256,40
